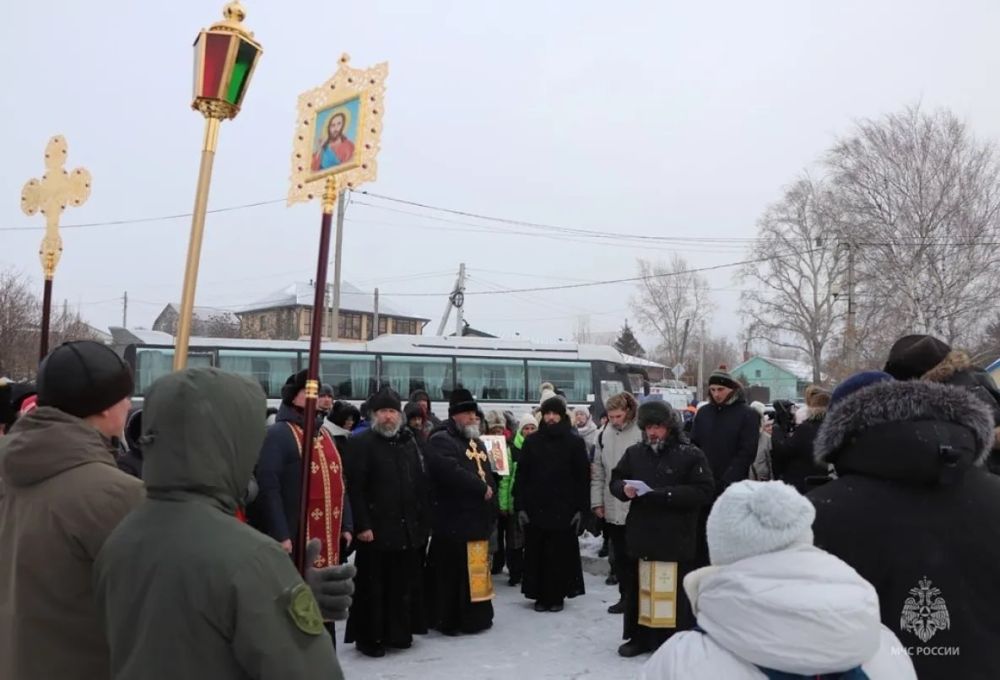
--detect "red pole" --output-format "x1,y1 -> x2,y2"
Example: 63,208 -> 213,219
294,177 -> 338,574
39,277 -> 53,361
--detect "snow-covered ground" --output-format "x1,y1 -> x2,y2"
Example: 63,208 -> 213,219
338,537 -> 648,679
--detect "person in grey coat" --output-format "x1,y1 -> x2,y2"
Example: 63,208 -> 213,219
591,391 -> 641,611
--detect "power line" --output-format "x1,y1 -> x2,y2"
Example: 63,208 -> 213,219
376,253 -> 814,297
0,198 -> 285,232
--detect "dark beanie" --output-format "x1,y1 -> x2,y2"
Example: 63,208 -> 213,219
830,371 -> 893,405
449,388 -> 478,417
319,383 -> 335,397
884,335 -> 951,381
540,395 -> 568,418
368,387 -> 402,412
708,365 -> 740,391
37,341 -> 134,419
280,370 -> 308,406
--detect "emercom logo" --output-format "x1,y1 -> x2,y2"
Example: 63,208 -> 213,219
900,577 -> 951,643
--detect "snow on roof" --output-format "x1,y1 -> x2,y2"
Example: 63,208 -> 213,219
760,357 -> 816,382
110,329 -> 665,367
239,281 -> 428,321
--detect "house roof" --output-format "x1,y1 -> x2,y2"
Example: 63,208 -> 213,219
734,356 -> 817,383
161,304 -> 239,324
237,281 -> 429,321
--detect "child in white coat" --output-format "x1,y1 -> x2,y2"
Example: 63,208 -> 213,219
640,481 -> 916,680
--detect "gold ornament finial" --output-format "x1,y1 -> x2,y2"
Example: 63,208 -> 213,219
223,1 -> 246,23
212,1 -> 254,38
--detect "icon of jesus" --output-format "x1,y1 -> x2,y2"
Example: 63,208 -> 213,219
312,108 -> 356,172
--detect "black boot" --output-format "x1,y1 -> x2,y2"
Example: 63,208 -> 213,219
607,599 -> 624,614
617,640 -> 650,658
605,573 -> 618,586
548,601 -> 564,612
357,641 -> 386,658
534,601 -> 548,612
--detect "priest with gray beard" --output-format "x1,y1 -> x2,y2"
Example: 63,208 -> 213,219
342,388 -> 431,658
423,388 -> 498,636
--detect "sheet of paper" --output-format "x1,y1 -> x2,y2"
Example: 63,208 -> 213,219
625,479 -> 653,496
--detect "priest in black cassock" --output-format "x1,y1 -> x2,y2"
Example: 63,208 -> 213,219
423,388 -> 497,635
514,395 -> 590,612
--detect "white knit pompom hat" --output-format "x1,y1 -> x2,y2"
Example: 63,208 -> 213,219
706,480 -> 815,566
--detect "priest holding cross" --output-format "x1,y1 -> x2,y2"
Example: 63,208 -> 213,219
423,388 -> 497,636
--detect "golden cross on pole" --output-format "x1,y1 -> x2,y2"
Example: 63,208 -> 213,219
20,135 -> 92,361
466,442 -> 488,482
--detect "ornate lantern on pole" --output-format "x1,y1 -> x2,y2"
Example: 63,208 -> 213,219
173,1 -> 262,370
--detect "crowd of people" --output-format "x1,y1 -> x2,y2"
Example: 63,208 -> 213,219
2,332 -> 1000,679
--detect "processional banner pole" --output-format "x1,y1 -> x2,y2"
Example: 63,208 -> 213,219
287,53 -> 388,574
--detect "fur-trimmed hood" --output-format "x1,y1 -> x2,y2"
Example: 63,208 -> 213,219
922,350 -> 974,384
815,381 -> 995,478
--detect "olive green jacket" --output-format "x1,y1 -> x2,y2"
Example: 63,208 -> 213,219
94,368 -> 343,680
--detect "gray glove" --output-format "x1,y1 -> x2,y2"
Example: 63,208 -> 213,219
304,539 -> 356,621
517,510 -> 530,529
569,511 -> 582,533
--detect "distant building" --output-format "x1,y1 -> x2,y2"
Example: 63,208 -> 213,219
152,304 -> 241,338
731,356 -> 818,402
236,281 -> 430,342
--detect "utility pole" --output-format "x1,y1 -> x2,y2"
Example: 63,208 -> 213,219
122,291 -> 128,328
372,288 -> 380,339
330,192 -> 346,340
455,262 -> 466,337
435,263 -> 466,336
697,320 -> 706,401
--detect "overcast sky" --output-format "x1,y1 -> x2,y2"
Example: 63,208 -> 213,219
3,0 -> 1000,353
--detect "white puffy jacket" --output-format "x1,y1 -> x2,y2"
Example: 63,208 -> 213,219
640,546 -> 916,680
590,419 -> 641,525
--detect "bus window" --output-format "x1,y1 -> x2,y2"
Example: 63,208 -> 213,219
135,348 -> 211,395
381,355 -> 453,400
218,349 -> 297,399
527,360 -> 592,403
599,380 -> 624,406
320,353 -> 376,399
456,358 -> 526,401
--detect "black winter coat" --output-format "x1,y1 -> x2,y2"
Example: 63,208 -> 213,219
512,418 -> 590,531
609,435 -> 715,561
809,380 -> 1000,680
771,413 -> 828,493
690,395 -> 760,493
343,428 -> 430,551
423,419 -> 497,542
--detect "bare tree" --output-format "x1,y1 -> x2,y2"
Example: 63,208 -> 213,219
200,313 -> 242,339
0,269 -> 40,380
740,177 -> 845,383
827,106 -> 1000,348
631,255 -> 714,368
572,315 -> 592,344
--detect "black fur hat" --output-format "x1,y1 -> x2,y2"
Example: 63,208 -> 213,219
280,370 -> 308,406
637,400 -> 675,429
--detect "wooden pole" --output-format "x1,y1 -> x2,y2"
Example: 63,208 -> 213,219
38,278 -> 53,360
294,176 -> 338,574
